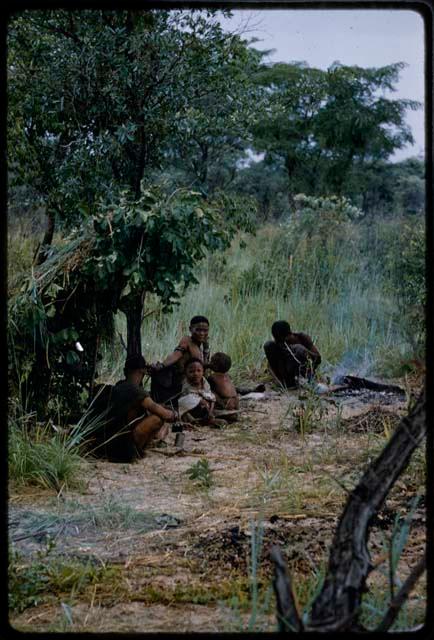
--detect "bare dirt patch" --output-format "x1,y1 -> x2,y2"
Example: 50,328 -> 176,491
9,385 -> 426,632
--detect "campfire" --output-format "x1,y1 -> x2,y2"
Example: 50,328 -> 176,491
320,375 -> 406,405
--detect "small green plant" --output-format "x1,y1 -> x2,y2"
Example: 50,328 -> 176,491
291,383 -> 327,437
9,541 -> 121,615
224,519 -> 275,632
186,458 -> 213,490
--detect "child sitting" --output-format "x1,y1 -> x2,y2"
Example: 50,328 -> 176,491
178,358 -> 217,426
207,352 -> 239,417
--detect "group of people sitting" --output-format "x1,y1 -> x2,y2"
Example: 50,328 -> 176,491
86,315 -> 321,463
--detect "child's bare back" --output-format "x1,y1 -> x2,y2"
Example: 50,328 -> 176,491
208,353 -> 239,411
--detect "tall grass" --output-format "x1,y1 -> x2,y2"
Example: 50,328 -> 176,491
8,402 -> 104,491
8,214 -> 421,386
112,224 -> 419,384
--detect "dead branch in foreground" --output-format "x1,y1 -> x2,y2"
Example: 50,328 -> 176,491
270,545 -> 303,632
271,387 -> 426,632
376,551 -> 426,632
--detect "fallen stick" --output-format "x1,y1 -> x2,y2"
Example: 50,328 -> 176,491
147,448 -> 245,461
335,375 -> 406,395
147,448 -> 184,457
183,452 -> 245,461
272,512 -> 338,520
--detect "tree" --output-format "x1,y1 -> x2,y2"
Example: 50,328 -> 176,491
251,61 -> 420,204
7,9 -> 257,248
8,185 -> 256,419
252,62 -> 329,203
231,158 -> 290,221
347,156 -> 425,216
166,36 -> 263,194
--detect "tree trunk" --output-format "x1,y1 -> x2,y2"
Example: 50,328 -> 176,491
271,387 -> 426,632
285,154 -> 297,210
35,207 -> 56,266
123,291 -> 146,358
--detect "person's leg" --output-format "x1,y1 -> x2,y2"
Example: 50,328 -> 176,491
188,404 -> 210,424
131,414 -> 164,451
264,341 -> 298,387
236,384 -> 266,395
289,344 -> 317,380
155,422 -> 170,442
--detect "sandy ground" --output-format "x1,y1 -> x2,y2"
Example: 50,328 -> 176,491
9,384 -> 426,632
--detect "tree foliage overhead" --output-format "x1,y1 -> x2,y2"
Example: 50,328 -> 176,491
8,9 -> 261,224
9,184 -> 256,419
251,60 -> 420,199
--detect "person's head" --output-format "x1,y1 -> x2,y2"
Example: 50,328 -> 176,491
184,357 -> 204,385
271,320 -> 292,343
210,352 -> 232,373
124,354 -> 147,383
189,315 -> 209,344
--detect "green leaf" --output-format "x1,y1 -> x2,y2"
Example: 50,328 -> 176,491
66,351 -> 80,366
120,283 -> 132,299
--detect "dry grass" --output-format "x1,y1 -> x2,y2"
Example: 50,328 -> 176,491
9,390 -> 425,632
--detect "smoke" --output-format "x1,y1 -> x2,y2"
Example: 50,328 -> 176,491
329,349 -> 375,385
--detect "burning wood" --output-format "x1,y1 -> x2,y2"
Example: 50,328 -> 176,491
333,375 -> 406,395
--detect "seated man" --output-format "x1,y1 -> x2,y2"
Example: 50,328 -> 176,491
263,320 -> 321,389
207,352 -> 239,420
178,357 -> 224,427
150,315 -> 210,406
88,355 -> 178,462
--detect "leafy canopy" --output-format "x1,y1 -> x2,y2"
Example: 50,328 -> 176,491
86,185 -> 256,311
8,9 -> 261,222
252,61 -> 420,196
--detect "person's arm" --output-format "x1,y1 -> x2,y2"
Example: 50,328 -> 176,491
161,337 -> 189,367
208,400 -> 215,417
142,396 -> 177,422
298,333 -> 321,363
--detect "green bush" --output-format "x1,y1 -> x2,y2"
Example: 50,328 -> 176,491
8,403 -> 102,491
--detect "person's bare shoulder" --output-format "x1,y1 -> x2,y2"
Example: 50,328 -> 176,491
176,335 -> 191,350
294,332 -> 315,348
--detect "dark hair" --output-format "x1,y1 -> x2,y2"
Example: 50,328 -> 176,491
184,357 -> 204,371
190,315 -> 209,326
271,320 -> 291,341
124,354 -> 147,375
210,352 -> 231,373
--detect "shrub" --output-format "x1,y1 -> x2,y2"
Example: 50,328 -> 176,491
8,403 -> 102,491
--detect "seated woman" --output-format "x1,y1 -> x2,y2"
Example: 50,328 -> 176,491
178,358 -> 225,427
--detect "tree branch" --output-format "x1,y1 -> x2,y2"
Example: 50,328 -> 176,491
309,387 -> 426,631
270,545 -> 303,632
376,552 -> 426,632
